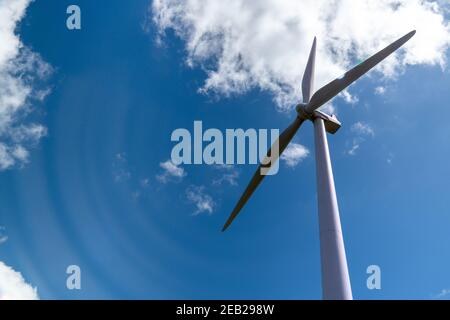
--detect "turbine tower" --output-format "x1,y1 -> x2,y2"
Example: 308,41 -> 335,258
222,30 -> 416,300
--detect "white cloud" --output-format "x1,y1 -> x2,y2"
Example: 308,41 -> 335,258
320,103 -> 336,115
347,122 -> 374,156
112,154 -> 152,200
0,261 -> 38,300
347,140 -> 361,156
351,121 -> 375,137
0,0 -> 52,170
433,288 -> 450,299
140,178 -> 150,187
212,164 -> 240,186
375,86 -> 386,95
281,142 -> 309,167
152,0 -> 450,111
0,226 -> 7,245
386,152 -> 394,165
131,190 -> 141,201
339,90 -> 359,105
157,159 -> 186,183
186,185 -> 215,215
112,152 -> 131,182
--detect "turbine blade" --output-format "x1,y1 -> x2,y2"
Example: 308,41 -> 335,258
222,117 -> 305,231
306,30 -> 416,112
302,37 -> 317,103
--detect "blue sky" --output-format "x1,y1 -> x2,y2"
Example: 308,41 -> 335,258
0,0 -> 450,299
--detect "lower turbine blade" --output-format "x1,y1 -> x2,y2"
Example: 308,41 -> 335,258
306,30 -> 416,112
222,117 -> 304,231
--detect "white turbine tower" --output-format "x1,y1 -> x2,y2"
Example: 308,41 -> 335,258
222,30 -> 416,300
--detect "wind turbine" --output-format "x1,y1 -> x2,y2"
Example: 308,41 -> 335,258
222,30 -> 416,300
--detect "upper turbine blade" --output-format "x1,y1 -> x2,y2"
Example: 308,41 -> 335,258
222,117 -> 305,231
302,37 -> 317,103
306,30 -> 416,112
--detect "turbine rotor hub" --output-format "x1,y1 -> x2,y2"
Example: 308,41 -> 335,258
296,103 -> 314,121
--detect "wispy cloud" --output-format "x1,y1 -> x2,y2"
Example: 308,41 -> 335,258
0,226 -> 7,245
140,178 -> 150,188
281,143 -> 309,167
432,288 -> 450,299
347,141 -> 361,156
152,0 -> 450,111
157,159 -> 186,183
339,91 -> 359,105
386,152 -> 395,165
375,86 -> 386,95
186,185 -> 215,215
112,153 -> 152,201
112,152 -> 131,182
347,122 -> 375,156
212,164 -> 240,186
0,0 -> 52,170
0,261 -> 38,300
351,122 -> 375,137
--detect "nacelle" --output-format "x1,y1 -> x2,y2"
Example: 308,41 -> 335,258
296,104 -> 341,134
313,110 -> 341,134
